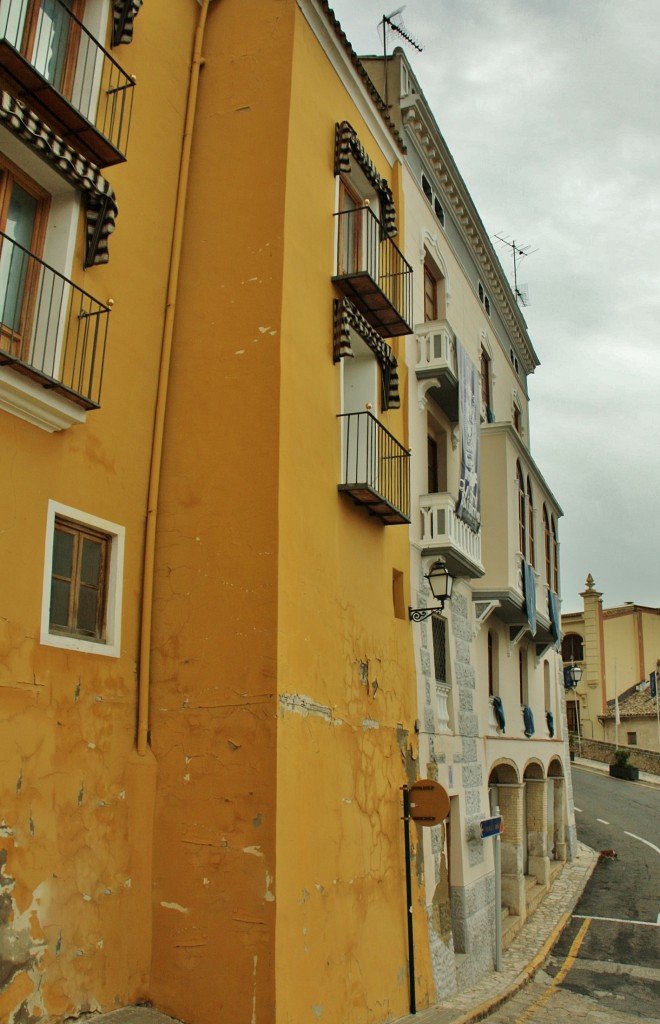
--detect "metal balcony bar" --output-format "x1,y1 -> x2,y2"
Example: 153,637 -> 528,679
0,0 -> 135,164
338,410 -> 410,524
333,205 -> 413,338
0,230 -> 109,407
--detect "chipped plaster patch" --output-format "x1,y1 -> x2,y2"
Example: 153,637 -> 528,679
362,719 -> 380,730
160,901 -> 188,914
264,875 -> 275,903
312,1006 -> 323,1018
279,693 -> 342,724
243,846 -> 263,857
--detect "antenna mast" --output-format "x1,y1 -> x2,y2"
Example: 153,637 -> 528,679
493,234 -> 538,307
380,7 -> 422,110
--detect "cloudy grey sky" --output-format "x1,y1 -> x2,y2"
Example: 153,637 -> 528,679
328,0 -> 660,613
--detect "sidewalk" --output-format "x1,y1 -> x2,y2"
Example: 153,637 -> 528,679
395,841 -> 597,1024
572,754 -> 660,786
82,844 -> 598,1024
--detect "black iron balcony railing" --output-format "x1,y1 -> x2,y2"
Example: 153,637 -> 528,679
338,410 -> 410,525
0,0 -> 134,165
332,205 -> 413,338
0,231 -> 109,408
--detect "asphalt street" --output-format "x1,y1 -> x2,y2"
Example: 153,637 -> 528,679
485,766 -> 660,1024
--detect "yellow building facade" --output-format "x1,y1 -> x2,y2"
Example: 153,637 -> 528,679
0,3 -> 575,1023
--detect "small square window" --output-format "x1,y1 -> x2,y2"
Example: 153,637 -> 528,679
41,501 -> 124,657
627,732 -> 637,746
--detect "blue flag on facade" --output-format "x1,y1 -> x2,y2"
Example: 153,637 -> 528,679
651,671 -> 657,698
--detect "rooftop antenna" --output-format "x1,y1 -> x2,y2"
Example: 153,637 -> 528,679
380,7 -> 423,110
493,233 -> 538,307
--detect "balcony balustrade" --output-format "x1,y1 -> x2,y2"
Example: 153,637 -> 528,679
338,410 -> 410,525
414,319 -> 458,421
0,230 -> 109,408
419,491 -> 484,577
332,205 -> 413,338
0,0 -> 134,165
436,683 -> 451,734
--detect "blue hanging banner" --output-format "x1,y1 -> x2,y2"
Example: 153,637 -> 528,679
650,671 -> 657,698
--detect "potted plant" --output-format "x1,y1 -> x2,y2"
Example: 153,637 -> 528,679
609,747 -> 639,781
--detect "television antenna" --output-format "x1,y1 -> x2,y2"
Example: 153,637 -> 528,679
493,234 -> 538,307
380,7 -> 423,110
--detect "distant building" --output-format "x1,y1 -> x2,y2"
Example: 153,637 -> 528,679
599,683 -> 660,751
561,574 -> 660,749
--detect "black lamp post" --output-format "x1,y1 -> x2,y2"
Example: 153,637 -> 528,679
409,561 -> 454,622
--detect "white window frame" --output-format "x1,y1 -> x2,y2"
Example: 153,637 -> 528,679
40,499 -> 125,657
0,124 -> 85,431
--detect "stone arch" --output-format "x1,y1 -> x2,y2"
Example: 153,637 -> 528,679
523,761 -> 549,887
488,761 -> 523,920
547,757 -> 568,861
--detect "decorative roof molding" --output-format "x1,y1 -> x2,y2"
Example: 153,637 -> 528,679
401,100 -> 539,376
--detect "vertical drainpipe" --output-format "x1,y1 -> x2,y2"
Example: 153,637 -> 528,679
137,0 -> 213,756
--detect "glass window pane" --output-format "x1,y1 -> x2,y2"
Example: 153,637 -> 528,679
76,585 -> 99,635
0,182 -> 38,332
50,578 -> 70,627
33,0 -> 74,90
52,527 -> 74,578
80,537 -> 102,586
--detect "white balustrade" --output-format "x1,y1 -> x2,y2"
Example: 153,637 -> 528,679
414,319 -> 457,376
420,492 -> 482,569
437,683 -> 451,734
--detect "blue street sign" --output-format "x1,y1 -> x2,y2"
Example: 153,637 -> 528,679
651,671 -> 657,698
480,816 -> 503,839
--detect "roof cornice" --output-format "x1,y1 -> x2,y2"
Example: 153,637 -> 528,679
400,91 -> 539,375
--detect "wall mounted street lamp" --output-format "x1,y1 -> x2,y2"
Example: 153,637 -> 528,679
566,663 -> 582,688
409,561 -> 454,622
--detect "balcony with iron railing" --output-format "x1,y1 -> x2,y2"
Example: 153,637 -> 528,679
332,205 -> 413,338
414,318 -> 458,421
418,491 -> 484,578
337,410 -> 410,525
0,230 -> 109,411
0,0 -> 135,165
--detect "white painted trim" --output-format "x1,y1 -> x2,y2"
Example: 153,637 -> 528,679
296,0 -> 402,166
40,500 -> 125,658
0,370 -> 87,431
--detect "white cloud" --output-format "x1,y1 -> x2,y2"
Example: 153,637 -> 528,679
330,0 -> 660,611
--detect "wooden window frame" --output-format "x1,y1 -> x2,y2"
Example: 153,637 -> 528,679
50,514 -> 110,642
17,0 -> 84,100
41,501 -> 125,658
480,347 -> 491,412
517,462 -> 526,557
0,152 -> 50,359
551,515 -> 559,592
337,176 -> 362,276
423,262 -> 438,322
526,477 -> 535,568
543,505 -> 551,585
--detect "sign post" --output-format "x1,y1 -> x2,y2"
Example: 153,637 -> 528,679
480,812 -> 504,971
402,780 -> 450,1014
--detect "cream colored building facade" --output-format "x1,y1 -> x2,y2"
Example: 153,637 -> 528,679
562,574 -> 660,749
363,50 -> 575,997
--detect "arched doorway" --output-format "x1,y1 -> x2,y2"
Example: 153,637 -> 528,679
547,758 -> 567,862
488,762 -> 523,921
523,761 -> 549,892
